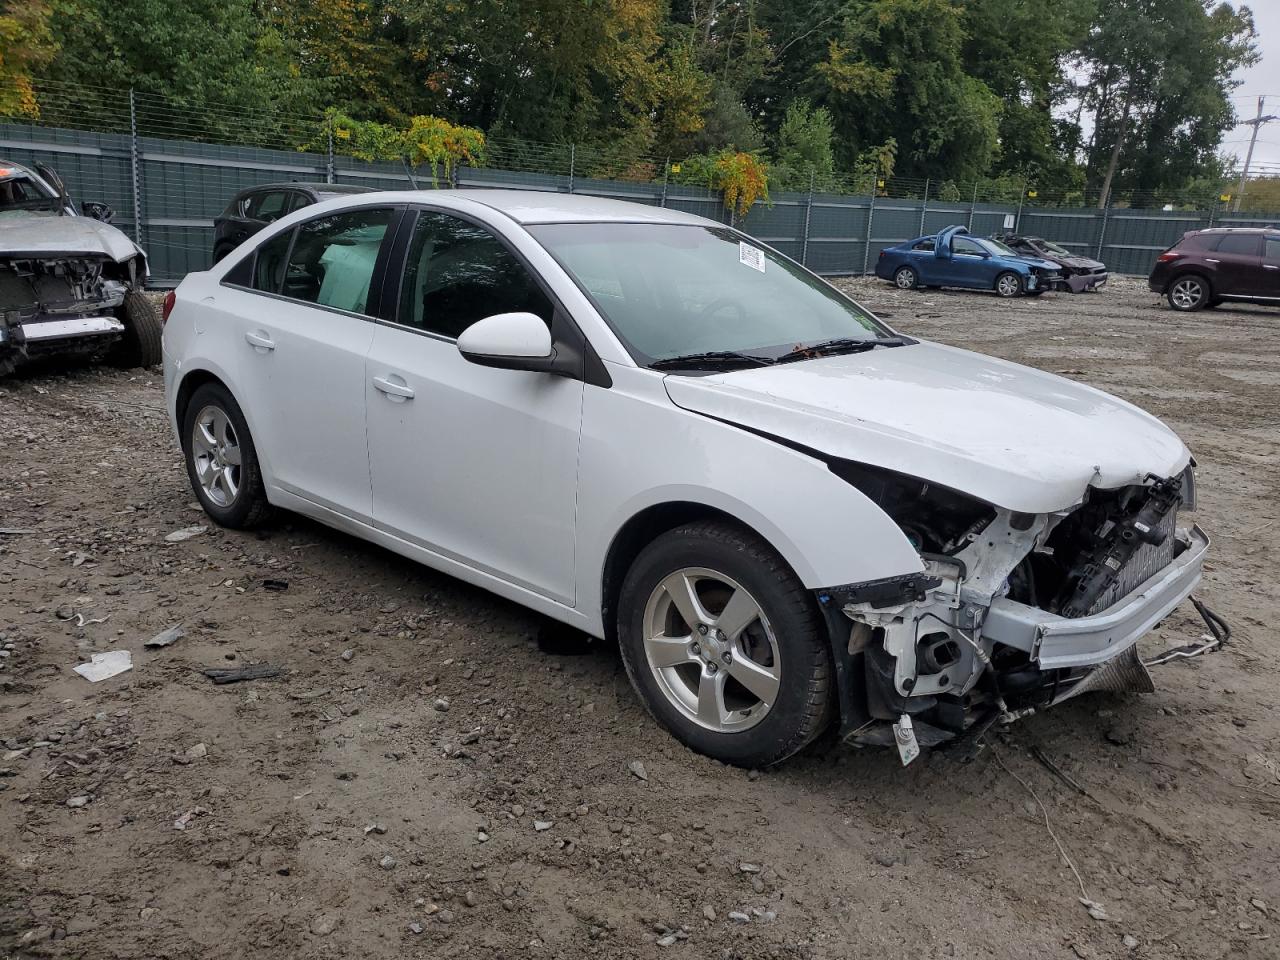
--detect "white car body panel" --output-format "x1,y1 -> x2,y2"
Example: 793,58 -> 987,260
665,341 -> 1190,513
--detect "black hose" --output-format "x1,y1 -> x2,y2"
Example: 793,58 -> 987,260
1190,595 -> 1230,646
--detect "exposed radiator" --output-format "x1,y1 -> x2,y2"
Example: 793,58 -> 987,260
1085,511 -> 1179,615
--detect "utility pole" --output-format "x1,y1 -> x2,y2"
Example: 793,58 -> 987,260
1234,96 -> 1278,213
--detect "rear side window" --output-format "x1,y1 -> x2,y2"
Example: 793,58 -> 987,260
1216,234 -> 1261,256
247,191 -> 291,223
911,239 -> 935,251
282,207 -> 394,314
1266,238 -> 1280,260
253,229 -> 294,293
286,191 -> 312,214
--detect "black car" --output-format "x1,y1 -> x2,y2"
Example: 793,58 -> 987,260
995,234 -> 1108,293
212,182 -> 374,263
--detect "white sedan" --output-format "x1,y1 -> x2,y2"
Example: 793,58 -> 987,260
162,191 -> 1212,766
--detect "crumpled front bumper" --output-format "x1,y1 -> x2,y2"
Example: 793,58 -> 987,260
1059,271 -> 1108,293
980,524 -> 1209,670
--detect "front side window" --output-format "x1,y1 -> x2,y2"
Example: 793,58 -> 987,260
247,191 -> 291,223
397,210 -> 553,338
953,237 -> 987,256
1216,234 -> 1261,256
253,228 -> 294,293
1266,237 -> 1280,260
529,222 -> 891,363
282,207 -> 393,314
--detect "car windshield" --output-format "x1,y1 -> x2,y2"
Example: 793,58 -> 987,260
982,237 -> 1019,257
528,222 -> 894,365
1039,239 -> 1072,256
0,174 -> 61,217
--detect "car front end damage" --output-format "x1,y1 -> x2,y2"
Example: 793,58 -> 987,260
816,464 -> 1221,763
0,252 -> 135,374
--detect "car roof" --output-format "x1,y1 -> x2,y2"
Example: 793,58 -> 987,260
438,190 -> 714,226
1195,226 -> 1276,234
236,182 -> 374,196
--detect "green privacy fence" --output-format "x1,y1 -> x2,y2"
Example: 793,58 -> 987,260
2,120 -> 1276,285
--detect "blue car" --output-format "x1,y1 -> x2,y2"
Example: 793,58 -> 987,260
875,225 -> 1061,298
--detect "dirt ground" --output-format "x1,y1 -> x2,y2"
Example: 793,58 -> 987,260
1,275 -> 1278,960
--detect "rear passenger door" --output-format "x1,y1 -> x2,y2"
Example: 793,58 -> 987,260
1209,233 -> 1262,296
220,204 -> 400,521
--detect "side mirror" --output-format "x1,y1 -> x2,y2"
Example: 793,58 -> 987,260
82,201 -> 115,223
457,312 -> 556,372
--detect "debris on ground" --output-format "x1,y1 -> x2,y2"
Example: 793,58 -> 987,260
199,664 -> 283,684
144,625 -> 185,648
164,525 -> 207,543
72,649 -> 133,682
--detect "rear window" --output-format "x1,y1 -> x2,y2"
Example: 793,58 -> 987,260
1216,234 -> 1261,256
1267,238 -> 1280,260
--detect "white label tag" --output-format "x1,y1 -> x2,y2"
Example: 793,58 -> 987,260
739,241 -> 765,273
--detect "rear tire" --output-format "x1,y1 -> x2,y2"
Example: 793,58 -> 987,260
181,382 -> 272,529
893,265 -> 919,290
616,520 -> 835,767
1167,275 -> 1209,311
995,272 -> 1024,298
109,290 -> 162,368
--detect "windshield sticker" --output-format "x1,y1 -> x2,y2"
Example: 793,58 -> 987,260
739,241 -> 766,273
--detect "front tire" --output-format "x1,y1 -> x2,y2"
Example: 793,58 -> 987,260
1167,275 -> 1209,311
893,265 -> 919,290
995,272 -> 1024,298
109,290 -> 162,367
616,521 -> 834,767
181,382 -> 272,529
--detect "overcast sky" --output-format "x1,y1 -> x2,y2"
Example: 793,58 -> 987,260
1223,1 -> 1280,175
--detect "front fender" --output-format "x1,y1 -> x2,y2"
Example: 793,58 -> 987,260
576,369 -> 925,635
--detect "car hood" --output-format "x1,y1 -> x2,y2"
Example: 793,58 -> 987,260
663,342 -> 1190,513
0,214 -> 142,263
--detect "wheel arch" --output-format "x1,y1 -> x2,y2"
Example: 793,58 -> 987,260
1166,269 -> 1213,296
600,501 -> 789,646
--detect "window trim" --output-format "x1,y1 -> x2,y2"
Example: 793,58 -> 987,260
219,202 -> 405,322
375,203 -> 610,387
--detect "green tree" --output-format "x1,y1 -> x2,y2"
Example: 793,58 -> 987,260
0,0 -> 57,118
770,97 -> 835,190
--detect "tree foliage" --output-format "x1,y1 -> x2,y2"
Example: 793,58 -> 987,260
23,0 -> 1262,208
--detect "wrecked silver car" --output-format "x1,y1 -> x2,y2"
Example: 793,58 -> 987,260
0,160 -> 160,375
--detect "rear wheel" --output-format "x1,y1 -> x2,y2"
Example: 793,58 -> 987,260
616,521 -> 834,767
995,272 -> 1024,298
893,265 -> 919,290
1167,275 -> 1209,311
109,290 -> 162,367
181,382 -> 272,529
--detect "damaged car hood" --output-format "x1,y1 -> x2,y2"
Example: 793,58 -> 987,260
664,341 -> 1190,513
0,215 -> 142,263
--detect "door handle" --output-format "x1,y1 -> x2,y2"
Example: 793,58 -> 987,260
1205,258 -> 1220,264
244,330 -> 275,352
372,375 -> 415,401
1264,264 -> 1278,270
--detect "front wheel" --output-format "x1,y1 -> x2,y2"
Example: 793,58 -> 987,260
109,290 -> 162,367
995,272 -> 1024,298
616,521 -> 834,767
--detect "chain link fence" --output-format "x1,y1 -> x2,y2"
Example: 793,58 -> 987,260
4,80 -> 1278,285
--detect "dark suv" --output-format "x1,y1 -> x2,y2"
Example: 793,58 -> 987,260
1148,227 -> 1280,311
212,182 -> 374,263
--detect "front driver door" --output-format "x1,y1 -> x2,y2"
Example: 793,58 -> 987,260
364,208 -> 584,604
951,236 -> 995,289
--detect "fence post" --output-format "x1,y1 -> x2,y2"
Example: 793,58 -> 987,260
1206,200 -> 1216,229
918,178 -> 930,235
659,157 -> 669,208
1095,202 -> 1110,261
1014,180 -> 1026,234
128,88 -> 144,246
801,169 -> 815,267
967,181 -> 978,231
862,178 -> 877,275
326,129 -> 334,184
567,144 -> 575,194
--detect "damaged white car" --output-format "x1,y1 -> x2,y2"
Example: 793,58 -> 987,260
1,160 -> 160,375
162,191 -> 1221,767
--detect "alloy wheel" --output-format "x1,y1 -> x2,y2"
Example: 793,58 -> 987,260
190,404 -> 243,508
997,274 -> 1021,297
1170,278 -> 1203,310
641,567 -> 781,733
894,268 -> 916,289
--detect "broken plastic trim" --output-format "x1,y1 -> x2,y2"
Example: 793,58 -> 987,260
816,572 -> 943,610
